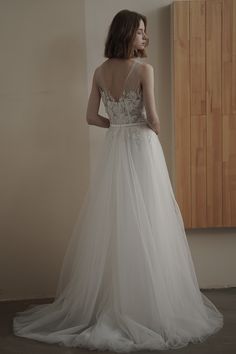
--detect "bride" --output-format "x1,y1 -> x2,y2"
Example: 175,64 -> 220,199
13,9 -> 223,352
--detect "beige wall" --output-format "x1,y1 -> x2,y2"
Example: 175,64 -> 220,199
0,0 -> 235,301
0,0 -> 89,300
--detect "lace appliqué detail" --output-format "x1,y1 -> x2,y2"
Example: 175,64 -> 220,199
127,127 -> 153,145
99,87 -> 147,125
107,126 -> 154,146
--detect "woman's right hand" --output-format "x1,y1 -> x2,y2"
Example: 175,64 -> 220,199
147,120 -> 160,135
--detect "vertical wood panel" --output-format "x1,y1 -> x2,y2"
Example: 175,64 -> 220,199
190,1 -> 207,227
206,0 -> 222,226
222,0 -> 236,225
222,115 -> 236,225
172,0 -> 236,228
232,0 -> 236,114
222,0 -> 234,114
173,1 -> 191,228
190,1 -> 206,115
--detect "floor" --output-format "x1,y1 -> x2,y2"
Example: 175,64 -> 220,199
0,287 -> 235,354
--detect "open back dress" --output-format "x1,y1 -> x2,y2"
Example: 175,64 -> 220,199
13,58 -> 224,353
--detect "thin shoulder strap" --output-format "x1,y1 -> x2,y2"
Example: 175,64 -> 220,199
123,60 -> 138,88
97,59 -> 138,99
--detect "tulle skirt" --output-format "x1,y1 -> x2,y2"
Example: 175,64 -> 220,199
13,121 -> 223,352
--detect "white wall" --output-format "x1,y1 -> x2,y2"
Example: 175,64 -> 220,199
0,0 -> 235,301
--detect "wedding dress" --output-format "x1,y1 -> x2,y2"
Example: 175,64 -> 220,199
13,58 -> 223,352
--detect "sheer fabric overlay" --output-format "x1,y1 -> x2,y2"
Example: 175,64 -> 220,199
13,58 -> 223,352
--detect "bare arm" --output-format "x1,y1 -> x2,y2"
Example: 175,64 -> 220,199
86,68 -> 110,128
140,63 -> 160,135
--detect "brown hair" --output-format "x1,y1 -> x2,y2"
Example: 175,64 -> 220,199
104,9 -> 149,59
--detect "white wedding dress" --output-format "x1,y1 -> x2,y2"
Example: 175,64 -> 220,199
13,58 -> 223,352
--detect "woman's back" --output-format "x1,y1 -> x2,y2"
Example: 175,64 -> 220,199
97,58 -> 143,101
96,59 -> 148,125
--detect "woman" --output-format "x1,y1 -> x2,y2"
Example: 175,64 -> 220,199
13,9 -> 223,352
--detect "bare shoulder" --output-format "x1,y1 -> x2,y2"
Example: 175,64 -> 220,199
94,60 -> 109,81
139,62 -> 154,73
139,62 -> 153,69
94,64 -> 103,76
139,62 -> 154,83
96,59 -> 109,71
93,63 -> 103,85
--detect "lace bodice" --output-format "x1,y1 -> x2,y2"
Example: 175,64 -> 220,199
97,59 -> 147,125
99,87 -> 147,125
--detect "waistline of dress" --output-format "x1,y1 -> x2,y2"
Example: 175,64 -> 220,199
110,121 -> 147,127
